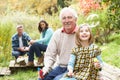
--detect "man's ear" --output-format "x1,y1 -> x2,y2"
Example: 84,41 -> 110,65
75,18 -> 77,22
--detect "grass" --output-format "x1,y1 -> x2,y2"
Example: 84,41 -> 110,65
0,22 -> 15,66
101,33 -> 120,68
0,70 -> 37,80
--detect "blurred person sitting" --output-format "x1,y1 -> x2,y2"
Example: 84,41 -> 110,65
12,25 -> 31,65
27,20 -> 53,66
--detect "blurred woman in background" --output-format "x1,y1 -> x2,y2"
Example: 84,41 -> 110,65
27,20 -> 53,66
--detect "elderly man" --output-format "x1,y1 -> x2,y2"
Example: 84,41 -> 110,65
38,7 -> 78,80
12,25 -> 31,63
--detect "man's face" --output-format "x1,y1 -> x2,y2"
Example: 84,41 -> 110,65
61,11 -> 77,32
17,27 -> 23,36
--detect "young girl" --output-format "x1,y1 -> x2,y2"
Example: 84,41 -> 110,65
60,24 -> 103,80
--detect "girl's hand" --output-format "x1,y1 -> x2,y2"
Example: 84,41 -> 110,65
94,62 -> 101,69
94,58 -> 102,70
67,70 -> 74,77
29,40 -> 36,45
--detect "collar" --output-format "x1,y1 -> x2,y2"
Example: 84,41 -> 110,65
61,26 -> 78,34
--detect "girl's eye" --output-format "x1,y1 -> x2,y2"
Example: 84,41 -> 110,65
85,30 -> 89,32
80,30 -> 83,32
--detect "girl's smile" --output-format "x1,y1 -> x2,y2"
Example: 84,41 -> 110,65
79,26 -> 90,41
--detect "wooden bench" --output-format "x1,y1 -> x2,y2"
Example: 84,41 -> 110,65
9,60 -> 43,73
101,62 -> 120,80
0,67 -> 11,76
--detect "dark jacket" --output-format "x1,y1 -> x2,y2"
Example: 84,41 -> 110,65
12,32 -> 31,51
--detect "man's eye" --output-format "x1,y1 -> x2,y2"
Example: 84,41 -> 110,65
62,16 -> 72,20
68,16 -> 72,19
62,17 -> 66,20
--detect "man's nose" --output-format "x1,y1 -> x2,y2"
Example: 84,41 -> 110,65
64,18 -> 69,22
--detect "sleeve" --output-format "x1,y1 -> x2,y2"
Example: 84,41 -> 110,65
42,30 -> 59,73
92,44 -> 101,57
26,34 -> 31,42
93,44 -> 103,65
12,46 -> 19,51
36,28 -> 53,44
23,32 -> 31,42
67,54 -> 76,70
96,55 -> 103,64
12,35 -> 19,51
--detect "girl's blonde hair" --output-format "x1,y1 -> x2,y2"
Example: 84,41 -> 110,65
75,24 -> 94,47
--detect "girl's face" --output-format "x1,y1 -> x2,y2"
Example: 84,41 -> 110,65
79,26 -> 90,41
40,22 -> 46,30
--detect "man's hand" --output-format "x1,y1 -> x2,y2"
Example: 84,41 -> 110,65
24,47 -> 29,51
18,47 -> 29,52
42,69 -> 48,76
42,67 -> 49,76
18,47 -> 25,52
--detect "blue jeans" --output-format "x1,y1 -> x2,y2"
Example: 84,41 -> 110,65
28,42 -> 47,62
60,77 -> 76,80
59,72 -> 76,80
38,78 -> 41,80
12,50 -> 28,59
43,66 -> 67,80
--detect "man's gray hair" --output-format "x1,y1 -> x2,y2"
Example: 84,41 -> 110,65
59,7 -> 78,20
16,25 -> 23,29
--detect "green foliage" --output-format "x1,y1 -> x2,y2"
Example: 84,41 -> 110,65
108,31 -> 120,44
103,0 -> 120,31
0,21 -> 15,64
57,0 -> 72,8
107,1 -> 120,28
40,13 -> 61,31
0,0 -> 58,15
91,9 -> 109,44
0,0 -> 76,15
